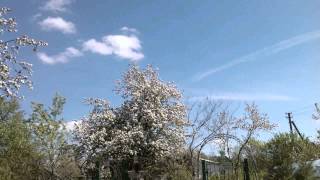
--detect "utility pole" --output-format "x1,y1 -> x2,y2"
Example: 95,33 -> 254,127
286,112 -> 294,150
286,112 -> 293,135
286,112 -> 304,140
314,103 -> 319,120
291,120 -> 304,140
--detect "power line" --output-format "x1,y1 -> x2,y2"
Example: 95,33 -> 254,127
291,104 -> 314,114
287,103 -> 319,118
293,110 -> 313,117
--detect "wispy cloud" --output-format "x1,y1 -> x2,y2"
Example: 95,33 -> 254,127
82,27 -> 144,61
190,93 -> 296,102
42,0 -> 74,13
121,26 -> 139,34
31,13 -> 42,21
37,47 -> 83,65
193,30 -> 320,81
39,17 -> 76,34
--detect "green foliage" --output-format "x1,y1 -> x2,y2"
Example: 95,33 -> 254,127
167,165 -> 192,180
0,97 -> 20,122
146,157 -> 192,180
30,93 -> 69,178
256,133 -> 320,179
0,98 -> 41,179
293,163 -> 317,180
55,144 -> 82,179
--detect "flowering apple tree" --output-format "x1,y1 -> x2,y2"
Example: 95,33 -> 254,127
75,65 -> 187,168
0,7 -> 47,97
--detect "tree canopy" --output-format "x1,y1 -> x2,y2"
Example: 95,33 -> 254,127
75,65 -> 187,170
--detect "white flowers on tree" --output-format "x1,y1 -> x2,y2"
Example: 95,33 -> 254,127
0,7 -> 47,97
75,65 -> 187,166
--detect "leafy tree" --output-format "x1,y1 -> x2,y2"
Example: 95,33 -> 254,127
258,133 -> 319,179
55,144 -> 82,179
75,65 -> 187,176
293,163 -> 317,180
0,7 -> 47,98
0,97 -> 41,179
30,93 -> 68,179
0,95 -> 20,121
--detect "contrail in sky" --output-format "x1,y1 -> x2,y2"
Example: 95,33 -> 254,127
193,30 -> 320,81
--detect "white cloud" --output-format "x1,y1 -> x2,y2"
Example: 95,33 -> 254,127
42,0 -> 74,13
31,13 -> 42,21
82,29 -> 144,61
193,30 -> 320,81
64,120 -> 81,131
38,27 -> 144,65
104,35 -> 144,61
82,39 -> 113,55
37,47 -> 83,65
121,26 -> 139,34
39,17 -> 76,34
190,93 -> 296,102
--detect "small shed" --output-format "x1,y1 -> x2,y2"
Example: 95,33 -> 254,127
200,158 -> 233,179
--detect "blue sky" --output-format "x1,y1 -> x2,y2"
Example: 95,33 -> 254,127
3,0 -> 320,139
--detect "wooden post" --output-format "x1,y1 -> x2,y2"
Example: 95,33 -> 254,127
243,158 -> 250,180
202,160 -> 208,180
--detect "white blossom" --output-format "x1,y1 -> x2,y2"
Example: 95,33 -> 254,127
0,7 -> 47,98
75,65 -> 187,166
